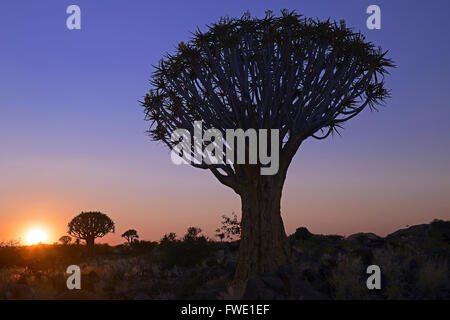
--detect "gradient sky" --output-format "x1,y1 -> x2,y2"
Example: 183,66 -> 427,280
1,0 -> 449,245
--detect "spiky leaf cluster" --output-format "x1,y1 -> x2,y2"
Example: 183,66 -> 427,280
141,10 -> 395,189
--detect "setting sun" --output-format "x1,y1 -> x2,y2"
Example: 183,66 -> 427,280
26,229 -> 48,245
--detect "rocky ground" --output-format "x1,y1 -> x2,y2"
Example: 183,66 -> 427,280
0,219 -> 449,300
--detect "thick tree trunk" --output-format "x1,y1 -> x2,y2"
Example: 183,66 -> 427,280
86,237 -> 95,256
233,175 -> 293,283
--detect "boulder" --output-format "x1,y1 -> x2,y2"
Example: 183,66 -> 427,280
346,232 -> 381,241
293,227 -> 314,241
277,265 -> 327,300
243,265 -> 327,300
243,276 -> 281,300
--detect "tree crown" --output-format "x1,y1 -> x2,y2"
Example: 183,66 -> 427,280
121,229 -> 139,244
121,229 -> 139,238
68,211 -> 115,240
141,10 -> 395,190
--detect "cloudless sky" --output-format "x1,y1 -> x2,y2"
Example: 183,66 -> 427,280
1,0 -> 449,244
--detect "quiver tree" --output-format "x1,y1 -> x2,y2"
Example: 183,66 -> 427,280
121,229 -> 139,245
58,235 -> 72,245
141,10 -> 394,282
68,211 -> 115,254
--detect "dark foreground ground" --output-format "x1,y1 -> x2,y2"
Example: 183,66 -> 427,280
0,219 -> 449,300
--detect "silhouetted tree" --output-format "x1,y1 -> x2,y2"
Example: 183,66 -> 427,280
216,213 -> 241,241
142,10 -> 394,282
58,235 -> 72,245
68,211 -> 115,254
160,232 -> 178,247
121,229 -> 139,245
183,227 -> 203,242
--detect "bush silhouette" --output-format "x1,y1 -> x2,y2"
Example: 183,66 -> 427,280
156,228 -> 216,268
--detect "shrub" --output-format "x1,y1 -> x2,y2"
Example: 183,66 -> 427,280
156,228 -> 217,268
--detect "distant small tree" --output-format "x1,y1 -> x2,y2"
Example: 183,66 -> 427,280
59,235 -> 72,245
121,229 -> 139,245
183,227 -> 203,242
160,232 -> 178,247
68,211 -> 115,254
216,213 -> 241,241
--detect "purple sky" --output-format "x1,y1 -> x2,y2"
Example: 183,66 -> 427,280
1,0 -> 449,244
